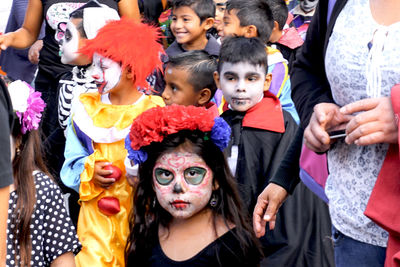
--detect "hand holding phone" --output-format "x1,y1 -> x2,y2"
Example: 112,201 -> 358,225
328,129 -> 346,139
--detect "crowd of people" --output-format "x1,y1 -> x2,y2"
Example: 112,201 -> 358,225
0,0 -> 399,266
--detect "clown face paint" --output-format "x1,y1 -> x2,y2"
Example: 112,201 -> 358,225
91,53 -> 122,94
153,151 -> 213,220
218,62 -> 266,112
59,20 -> 81,64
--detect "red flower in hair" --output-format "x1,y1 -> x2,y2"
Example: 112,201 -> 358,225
129,105 -> 215,150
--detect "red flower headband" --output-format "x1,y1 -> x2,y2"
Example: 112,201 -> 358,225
125,105 -> 231,164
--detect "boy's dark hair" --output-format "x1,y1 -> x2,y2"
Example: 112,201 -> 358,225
69,10 -> 87,39
171,0 -> 216,23
226,0 -> 274,43
267,0 -> 288,30
218,37 -> 268,73
167,50 -> 218,98
69,0 -> 103,39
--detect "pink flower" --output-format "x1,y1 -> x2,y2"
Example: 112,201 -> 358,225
8,80 -> 46,134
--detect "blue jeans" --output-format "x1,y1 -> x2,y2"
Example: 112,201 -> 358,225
332,226 -> 386,267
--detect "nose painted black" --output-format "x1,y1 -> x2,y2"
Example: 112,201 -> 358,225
173,183 -> 183,193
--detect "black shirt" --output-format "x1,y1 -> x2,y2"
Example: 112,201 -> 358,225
146,229 -> 260,267
6,171 -> 81,266
165,34 -> 220,58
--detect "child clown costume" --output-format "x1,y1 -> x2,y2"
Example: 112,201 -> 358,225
60,18 -> 165,266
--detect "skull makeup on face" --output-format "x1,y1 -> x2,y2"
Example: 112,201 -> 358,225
153,151 -> 214,219
90,52 -> 122,94
218,62 -> 267,112
59,20 -> 81,64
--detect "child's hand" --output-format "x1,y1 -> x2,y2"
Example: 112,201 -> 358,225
340,97 -> 398,145
304,103 -> 351,153
93,162 -> 115,189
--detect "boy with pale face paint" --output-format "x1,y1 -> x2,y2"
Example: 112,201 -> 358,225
57,0 -> 120,131
60,18 -> 164,267
45,0 -> 120,227
214,36 -> 298,265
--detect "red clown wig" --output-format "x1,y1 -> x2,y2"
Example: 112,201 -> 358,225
79,17 -> 164,89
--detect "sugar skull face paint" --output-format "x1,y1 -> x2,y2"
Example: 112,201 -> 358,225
59,20 -> 81,64
218,62 -> 266,112
90,52 -> 122,94
153,151 -> 213,219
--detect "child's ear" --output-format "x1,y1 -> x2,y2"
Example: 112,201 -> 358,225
263,73 -> 272,92
197,88 -> 212,106
269,21 -> 282,43
213,71 -> 221,89
244,25 -> 258,38
202,17 -> 214,31
125,67 -> 135,81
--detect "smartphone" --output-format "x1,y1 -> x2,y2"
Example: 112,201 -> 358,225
328,129 -> 346,139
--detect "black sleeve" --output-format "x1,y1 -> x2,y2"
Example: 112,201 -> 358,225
290,0 -> 334,129
269,127 -> 303,194
0,79 -> 13,188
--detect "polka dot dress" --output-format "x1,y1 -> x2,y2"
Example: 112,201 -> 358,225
6,171 -> 81,266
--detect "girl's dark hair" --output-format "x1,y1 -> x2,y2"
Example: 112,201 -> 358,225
125,130 -> 261,265
11,119 -> 51,267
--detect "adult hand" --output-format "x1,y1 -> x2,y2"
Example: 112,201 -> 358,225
304,103 -> 351,153
0,32 -> 15,54
28,40 -> 43,64
340,97 -> 398,145
93,161 -> 115,189
253,183 -> 288,238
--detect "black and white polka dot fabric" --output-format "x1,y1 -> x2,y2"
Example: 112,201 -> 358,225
6,171 -> 81,266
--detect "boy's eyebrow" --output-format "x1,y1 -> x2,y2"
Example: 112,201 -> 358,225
223,71 -> 238,76
223,71 -> 262,77
245,72 -> 262,76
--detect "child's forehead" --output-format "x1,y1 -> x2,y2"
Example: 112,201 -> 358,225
93,53 -> 120,66
214,0 -> 227,5
172,5 -> 197,16
220,61 -> 266,74
69,17 -> 83,26
166,64 -> 188,75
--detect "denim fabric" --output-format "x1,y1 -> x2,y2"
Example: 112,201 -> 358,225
332,226 -> 386,267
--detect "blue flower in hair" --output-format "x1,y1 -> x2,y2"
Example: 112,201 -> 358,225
125,135 -> 148,164
210,117 -> 231,151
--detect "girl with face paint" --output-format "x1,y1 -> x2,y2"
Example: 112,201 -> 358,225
124,105 -> 262,266
60,18 -> 165,267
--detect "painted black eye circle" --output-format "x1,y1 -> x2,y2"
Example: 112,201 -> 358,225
154,168 -> 174,185
184,167 -> 207,185
65,29 -> 72,42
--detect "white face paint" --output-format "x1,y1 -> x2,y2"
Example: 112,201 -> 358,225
219,62 -> 266,112
153,151 -> 213,220
59,20 -> 80,64
90,53 -> 122,94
